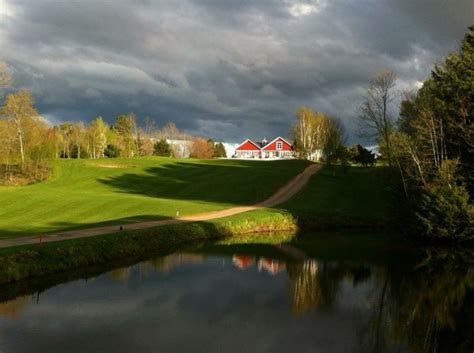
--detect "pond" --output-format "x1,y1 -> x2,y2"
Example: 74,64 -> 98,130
0,232 -> 472,353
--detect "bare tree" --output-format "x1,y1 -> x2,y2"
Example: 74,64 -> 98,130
358,69 -> 397,166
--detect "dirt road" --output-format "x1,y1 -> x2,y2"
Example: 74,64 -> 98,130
0,164 -> 321,248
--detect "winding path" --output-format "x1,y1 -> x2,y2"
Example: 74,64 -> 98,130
0,164 -> 321,249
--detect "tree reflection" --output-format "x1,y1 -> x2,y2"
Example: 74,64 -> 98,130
285,247 -> 473,352
363,247 -> 474,353
287,260 -> 371,315
0,295 -> 29,319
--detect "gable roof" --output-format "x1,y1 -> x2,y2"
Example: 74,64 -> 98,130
261,136 -> 293,150
235,139 -> 261,150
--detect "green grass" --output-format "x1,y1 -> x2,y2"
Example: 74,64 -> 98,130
0,164 -> 397,285
280,166 -> 393,228
0,157 -> 310,238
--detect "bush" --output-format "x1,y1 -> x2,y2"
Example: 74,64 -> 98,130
104,144 -> 121,158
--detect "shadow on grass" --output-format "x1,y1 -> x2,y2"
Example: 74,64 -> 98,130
98,159 -> 309,205
0,215 -> 173,239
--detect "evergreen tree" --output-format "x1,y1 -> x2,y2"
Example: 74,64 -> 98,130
104,144 -> 120,158
213,142 -> 227,158
418,25 -> 473,194
153,139 -> 172,157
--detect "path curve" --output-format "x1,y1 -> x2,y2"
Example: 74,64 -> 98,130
0,164 -> 321,248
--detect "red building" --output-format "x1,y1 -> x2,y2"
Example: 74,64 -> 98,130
234,137 -> 295,159
232,255 -> 255,270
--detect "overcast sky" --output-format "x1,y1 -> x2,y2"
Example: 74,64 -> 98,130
0,0 -> 472,143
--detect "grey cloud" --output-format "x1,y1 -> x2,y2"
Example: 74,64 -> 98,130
1,0 -> 472,143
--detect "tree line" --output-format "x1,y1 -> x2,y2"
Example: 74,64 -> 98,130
0,68 -> 226,184
359,27 -> 473,239
291,26 -> 473,239
359,26 -> 473,239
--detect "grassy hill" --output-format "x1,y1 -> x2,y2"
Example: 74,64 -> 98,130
218,166 -> 393,232
281,166 -> 392,227
0,157 -> 310,238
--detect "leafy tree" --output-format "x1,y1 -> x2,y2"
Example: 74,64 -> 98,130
214,142 -> 227,158
70,144 -> 88,159
58,123 -> 74,158
292,107 -> 327,160
114,114 -> 136,158
71,122 -> 85,159
0,90 -> 39,169
153,139 -> 172,156
206,139 -> 216,157
0,90 -> 54,182
322,117 -> 346,166
87,117 -> 108,159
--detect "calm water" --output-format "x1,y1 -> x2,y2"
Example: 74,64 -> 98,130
0,232 -> 472,353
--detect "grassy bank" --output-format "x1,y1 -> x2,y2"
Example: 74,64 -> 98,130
0,164 -> 394,284
0,157 -> 309,238
281,166 -> 392,228
0,208 -> 298,284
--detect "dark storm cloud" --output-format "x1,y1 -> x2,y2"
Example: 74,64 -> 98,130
0,0 -> 472,142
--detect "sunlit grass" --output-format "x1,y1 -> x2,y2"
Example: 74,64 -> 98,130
0,157 -> 310,238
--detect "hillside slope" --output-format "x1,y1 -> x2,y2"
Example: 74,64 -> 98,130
0,157 -> 309,238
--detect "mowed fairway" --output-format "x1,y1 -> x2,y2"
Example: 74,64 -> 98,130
0,157 -> 310,238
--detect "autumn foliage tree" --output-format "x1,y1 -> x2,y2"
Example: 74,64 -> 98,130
190,137 -> 214,159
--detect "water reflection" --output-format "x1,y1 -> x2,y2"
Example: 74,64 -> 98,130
0,296 -> 29,319
0,237 -> 471,353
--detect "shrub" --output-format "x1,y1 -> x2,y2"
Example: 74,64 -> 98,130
104,144 -> 121,158
153,139 -> 171,157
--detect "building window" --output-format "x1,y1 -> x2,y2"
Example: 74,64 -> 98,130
276,142 -> 282,150
265,151 -> 269,158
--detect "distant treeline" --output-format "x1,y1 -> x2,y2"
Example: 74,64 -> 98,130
0,67 -> 225,184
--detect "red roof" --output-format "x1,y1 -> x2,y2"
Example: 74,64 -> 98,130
261,137 -> 293,151
235,139 -> 261,151
235,137 -> 293,151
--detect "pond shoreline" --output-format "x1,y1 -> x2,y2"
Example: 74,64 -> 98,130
0,208 -> 391,285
